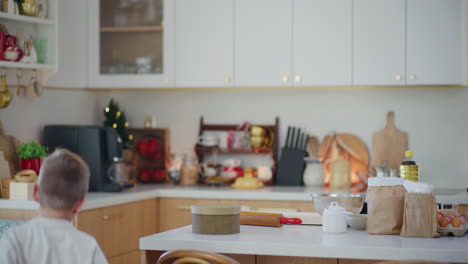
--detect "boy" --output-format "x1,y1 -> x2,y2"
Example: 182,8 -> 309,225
0,149 -> 108,264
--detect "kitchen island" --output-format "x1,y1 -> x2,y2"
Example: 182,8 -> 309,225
1,185 -> 467,263
140,225 -> 468,264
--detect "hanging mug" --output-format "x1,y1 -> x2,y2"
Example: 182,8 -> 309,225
197,134 -> 219,147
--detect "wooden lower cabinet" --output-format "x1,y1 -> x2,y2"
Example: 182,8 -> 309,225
108,250 -> 141,264
0,209 -> 38,220
75,198 -> 158,262
158,198 -> 315,232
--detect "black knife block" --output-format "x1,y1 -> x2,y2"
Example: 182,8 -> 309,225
276,148 -> 307,186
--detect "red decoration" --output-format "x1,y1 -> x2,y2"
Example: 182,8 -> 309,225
138,168 -> 166,183
151,169 -> 165,182
137,138 -> 162,160
20,158 -> 41,175
3,35 -> 23,62
138,169 -> 152,182
0,32 -> 5,60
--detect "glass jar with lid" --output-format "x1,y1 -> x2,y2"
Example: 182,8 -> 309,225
180,152 -> 199,185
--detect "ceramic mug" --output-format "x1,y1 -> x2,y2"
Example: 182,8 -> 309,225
197,135 -> 218,147
199,162 -> 220,178
257,166 -> 272,181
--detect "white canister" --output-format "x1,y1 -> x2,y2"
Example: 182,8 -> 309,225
322,202 -> 347,233
303,158 -> 323,186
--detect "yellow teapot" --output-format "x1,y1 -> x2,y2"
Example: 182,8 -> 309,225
249,126 -> 273,149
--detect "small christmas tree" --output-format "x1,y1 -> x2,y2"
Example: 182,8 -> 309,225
103,99 -> 131,148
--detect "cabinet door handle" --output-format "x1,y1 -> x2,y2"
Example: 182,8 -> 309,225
395,74 -> 403,81
294,75 -> 302,83
164,77 -> 170,84
281,75 -> 289,84
409,74 -> 416,81
224,76 -> 232,84
102,215 -> 109,220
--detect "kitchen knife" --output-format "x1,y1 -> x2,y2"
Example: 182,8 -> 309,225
297,133 -> 304,151
289,127 -> 296,149
285,127 -> 292,149
302,134 -> 309,152
294,128 -> 301,150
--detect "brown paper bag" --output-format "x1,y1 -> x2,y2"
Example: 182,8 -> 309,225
367,185 -> 406,235
400,192 -> 439,238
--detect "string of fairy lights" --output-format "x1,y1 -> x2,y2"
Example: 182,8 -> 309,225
104,103 -> 133,143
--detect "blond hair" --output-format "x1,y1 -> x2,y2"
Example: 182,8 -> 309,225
38,149 -> 90,210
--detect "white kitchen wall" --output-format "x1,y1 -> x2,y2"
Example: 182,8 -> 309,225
0,89 -> 108,141
103,88 -> 468,189
464,0 -> 468,85
1,88 -> 468,189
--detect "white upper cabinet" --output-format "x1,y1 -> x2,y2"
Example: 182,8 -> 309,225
406,0 -> 462,85
87,0 -> 175,88
175,0 -> 233,87
353,0 -> 406,86
293,0 -> 352,86
235,0 -> 292,87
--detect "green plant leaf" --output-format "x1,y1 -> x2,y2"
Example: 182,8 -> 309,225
17,141 -> 48,159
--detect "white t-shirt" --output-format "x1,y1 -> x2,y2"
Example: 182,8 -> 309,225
0,217 -> 108,264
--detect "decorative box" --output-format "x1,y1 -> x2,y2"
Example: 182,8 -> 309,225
9,182 -> 34,200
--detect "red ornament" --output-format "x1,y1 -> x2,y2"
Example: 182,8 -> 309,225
151,169 -> 165,182
3,35 -> 23,62
138,169 -> 152,182
137,138 -> 162,160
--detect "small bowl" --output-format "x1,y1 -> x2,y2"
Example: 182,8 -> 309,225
310,193 -> 366,215
346,214 -> 367,230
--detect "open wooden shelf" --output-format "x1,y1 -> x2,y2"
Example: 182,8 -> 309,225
100,26 -> 163,33
0,12 -> 55,25
195,146 -> 273,155
196,117 -> 280,185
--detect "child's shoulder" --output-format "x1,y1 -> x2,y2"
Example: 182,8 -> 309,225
0,219 -> 28,238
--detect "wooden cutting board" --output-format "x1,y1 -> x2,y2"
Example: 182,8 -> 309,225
0,120 -> 20,178
0,152 -> 10,180
371,111 -> 408,169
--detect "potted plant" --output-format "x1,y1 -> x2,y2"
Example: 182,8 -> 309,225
17,141 -> 47,174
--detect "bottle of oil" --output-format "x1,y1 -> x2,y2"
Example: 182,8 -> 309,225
399,150 -> 419,182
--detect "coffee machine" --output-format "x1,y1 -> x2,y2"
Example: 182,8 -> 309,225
43,125 -> 123,192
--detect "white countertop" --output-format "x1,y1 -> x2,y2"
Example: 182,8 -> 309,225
140,225 -> 468,263
0,184 -> 467,211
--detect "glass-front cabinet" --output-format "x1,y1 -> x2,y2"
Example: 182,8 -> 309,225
88,0 -> 174,88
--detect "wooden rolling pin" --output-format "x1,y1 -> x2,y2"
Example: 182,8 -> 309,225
240,211 -> 302,227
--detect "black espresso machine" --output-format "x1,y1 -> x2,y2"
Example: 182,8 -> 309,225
43,125 -> 123,192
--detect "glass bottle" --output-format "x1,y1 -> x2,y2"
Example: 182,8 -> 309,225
180,152 -> 198,185
399,150 -> 419,182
